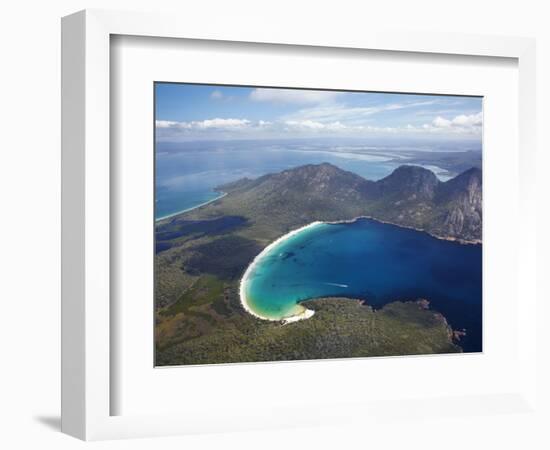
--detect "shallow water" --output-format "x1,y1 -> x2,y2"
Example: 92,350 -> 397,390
154,142 -> 452,219
243,218 -> 482,352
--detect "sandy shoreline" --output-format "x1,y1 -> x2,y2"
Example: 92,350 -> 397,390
239,221 -> 323,324
239,215 -> 481,324
155,192 -> 227,222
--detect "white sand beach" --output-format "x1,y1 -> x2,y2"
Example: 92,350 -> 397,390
238,221 -> 323,323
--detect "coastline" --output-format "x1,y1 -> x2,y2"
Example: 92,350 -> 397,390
155,192 -> 227,222
325,215 -> 482,246
239,221 -> 323,323
239,215 -> 481,324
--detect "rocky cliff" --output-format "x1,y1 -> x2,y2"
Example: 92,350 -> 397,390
215,163 -> 482,242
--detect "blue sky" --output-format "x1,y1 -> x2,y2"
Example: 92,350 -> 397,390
155,83 -> 483,142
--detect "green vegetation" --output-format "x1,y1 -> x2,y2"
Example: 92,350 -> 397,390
156,298 -> 460,366
185,235 -> 262,280
154,163 -> 478,365
159,275 -> 224,317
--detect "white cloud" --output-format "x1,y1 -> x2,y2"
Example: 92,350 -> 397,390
428,112 -> 483,133
195,118 -> 250,129
250,88 -> 340,105
156,118 -> 250,130
155,110 -> 482,141
155,120 -> 178,128
451,112 -> 483,126
432,116 -> 452,128
283,100 -> 437,124
210,90 -> 223,100
284,120 -> 354,132
325,121 -> 347,131
284,120 -> 326,130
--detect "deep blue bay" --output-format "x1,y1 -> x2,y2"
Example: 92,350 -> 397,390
242,218 -> 482,353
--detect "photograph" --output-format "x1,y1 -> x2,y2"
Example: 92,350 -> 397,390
154,83 -> 483,366
0,1 -> 543,446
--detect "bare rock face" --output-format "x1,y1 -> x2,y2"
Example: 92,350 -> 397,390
372,165 -> 482,241
434,168 -> 482,241
218,162 -> 482,242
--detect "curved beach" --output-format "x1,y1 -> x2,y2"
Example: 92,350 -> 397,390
155,192 -> 227,222
240,216 -> 482,332
239,221 -> 322,323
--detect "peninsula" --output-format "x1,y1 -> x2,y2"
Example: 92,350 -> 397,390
155,163 -> 482,365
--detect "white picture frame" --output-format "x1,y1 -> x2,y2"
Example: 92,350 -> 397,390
61,9 -> 538,441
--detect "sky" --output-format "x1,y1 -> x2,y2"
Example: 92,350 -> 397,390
155,83 -> 483,142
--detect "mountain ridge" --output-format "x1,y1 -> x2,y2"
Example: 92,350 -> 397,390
213,162 -> 482,242
154,162 -> 478,362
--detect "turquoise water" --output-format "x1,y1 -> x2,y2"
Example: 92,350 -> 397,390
156,190 -> 225,220
243,218 -> 482,352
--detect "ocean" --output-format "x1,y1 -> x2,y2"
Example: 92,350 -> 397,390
243,219 -> 482,353
155,140 -> 456,220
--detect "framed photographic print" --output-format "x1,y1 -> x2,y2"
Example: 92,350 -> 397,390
153,83 -> 483,367
62,9 -> 538,441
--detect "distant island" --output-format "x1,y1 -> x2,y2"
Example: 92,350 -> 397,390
155,163 -> 482,366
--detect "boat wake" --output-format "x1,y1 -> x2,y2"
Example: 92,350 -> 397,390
324,282 -> 349,288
